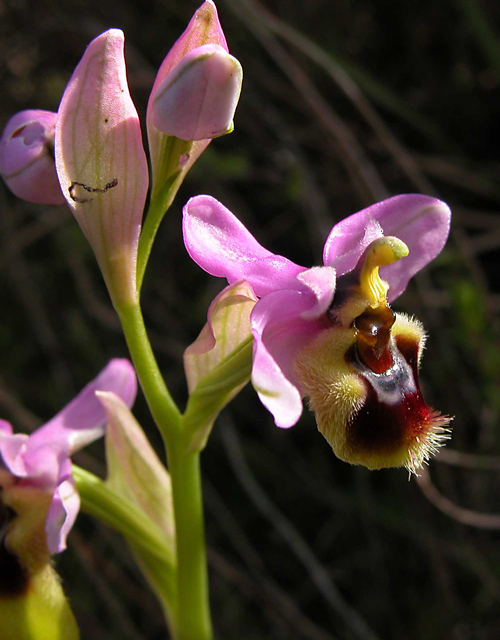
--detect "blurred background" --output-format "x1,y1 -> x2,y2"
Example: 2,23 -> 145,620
2,0 -> 500,638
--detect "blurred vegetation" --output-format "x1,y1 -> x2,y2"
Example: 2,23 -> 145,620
2,0 -> 500,638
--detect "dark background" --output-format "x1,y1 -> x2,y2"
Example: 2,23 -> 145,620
2,0 -> 500,638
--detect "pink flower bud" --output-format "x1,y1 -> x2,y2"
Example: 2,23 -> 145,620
55,30 -> 149,307
0,110 -> 65,205
150,44 -> 242,141
146,1 -> 233,191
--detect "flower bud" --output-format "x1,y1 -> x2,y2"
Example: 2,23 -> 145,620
0,110 -> 65,205
55,30 -> 149,308
146,1 -> 233,197
150,44 -> 242,142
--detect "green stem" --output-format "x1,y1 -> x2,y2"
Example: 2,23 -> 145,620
137,137 -> 192,291
116,300 -> 212,638
117,302 -> 181,444
168,446 -> 212,640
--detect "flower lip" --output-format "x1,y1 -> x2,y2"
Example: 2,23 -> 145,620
343,325 -> 452,473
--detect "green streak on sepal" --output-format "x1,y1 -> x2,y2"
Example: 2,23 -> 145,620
182,337 -> 253,452
73,465 -> 174,566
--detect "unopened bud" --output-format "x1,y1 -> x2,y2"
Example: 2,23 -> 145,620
150,44 -> 242,142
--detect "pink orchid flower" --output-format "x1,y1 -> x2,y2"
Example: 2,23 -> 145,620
0,110 -> 65,205
183,194 -> 452,473
0,359 -> 137,555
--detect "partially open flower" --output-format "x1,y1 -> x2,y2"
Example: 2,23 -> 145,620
0,359 -> 136,639
0,359 -> 136,559
183,194 -> 452,473
0,110 -> 65,205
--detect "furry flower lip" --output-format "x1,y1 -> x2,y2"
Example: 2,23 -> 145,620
183,194 -> 452,473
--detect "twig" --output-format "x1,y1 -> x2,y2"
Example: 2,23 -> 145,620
417,467 -> 500,529
221,416 -> 382,640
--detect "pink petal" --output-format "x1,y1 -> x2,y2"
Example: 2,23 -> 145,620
183,195 -> 306,296
296,267 -> 336,319
323,195 -> 451,300
45,465 -> 80,554
0,432 -> 29,476
0,420 -> 13,435
23,443 -> 65,488
55,29 -> 149,306
251,290 -> 325,428
28,359 -> 137,456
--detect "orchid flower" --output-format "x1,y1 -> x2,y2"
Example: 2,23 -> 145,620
0,359 -> 136,560
0,359 -> 136,639
0,110 -> 65,205
183,194 -> 452,473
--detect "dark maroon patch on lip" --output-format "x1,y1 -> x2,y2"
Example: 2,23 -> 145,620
395,335 -> 420,380
345,336 -> 432,456
0,503 -> 29,597
346,382 -> 432,455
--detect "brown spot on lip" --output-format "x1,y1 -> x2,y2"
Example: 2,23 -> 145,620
354,305 -> 396,374
11,126 -> 26,138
